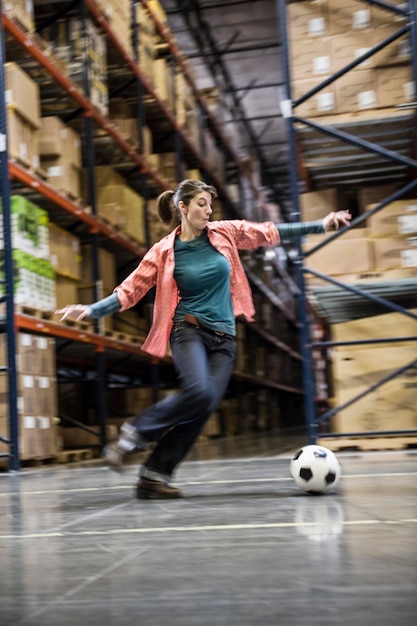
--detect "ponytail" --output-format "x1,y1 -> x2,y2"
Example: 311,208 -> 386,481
156,190 -> 177,225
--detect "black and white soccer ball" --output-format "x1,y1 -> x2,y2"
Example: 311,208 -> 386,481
290,445 -> 341,494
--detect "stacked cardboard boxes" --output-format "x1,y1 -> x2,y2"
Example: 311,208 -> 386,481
78,244 -> 117,332
96,0 -> 133,57
289,0 -> 413,117
136,2 -> 157,86
5,62 -> 41,170
81,166 -> 146,244
46,17 -> 108,116
49,223 -> 82,311
0,333 -> 59,459
301,188 -> 417,278
329,310 -> 417,434
3,0 -> 34,32
39,116 -> 83,199
367,198 -> 417,272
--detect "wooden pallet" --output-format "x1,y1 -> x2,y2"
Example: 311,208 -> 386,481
55,448 -> 95,464
104,329 -> 129,342
317,436 -> 417,452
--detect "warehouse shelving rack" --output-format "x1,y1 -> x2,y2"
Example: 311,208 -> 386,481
0,0 -> 304,470
279,0 -> 417,446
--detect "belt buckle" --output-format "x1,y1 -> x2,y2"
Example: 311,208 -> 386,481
214,330 -> 225,336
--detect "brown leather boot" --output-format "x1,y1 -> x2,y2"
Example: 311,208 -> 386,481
136,478 -> 183,499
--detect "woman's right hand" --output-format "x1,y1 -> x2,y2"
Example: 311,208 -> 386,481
55,304 -> 91,322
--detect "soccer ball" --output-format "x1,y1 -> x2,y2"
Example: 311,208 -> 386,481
290,445 -> 341,494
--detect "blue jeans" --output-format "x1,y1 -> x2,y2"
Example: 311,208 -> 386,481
132,322 -> 236,483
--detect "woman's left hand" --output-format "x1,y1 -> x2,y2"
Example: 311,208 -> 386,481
322,210 -> 352,231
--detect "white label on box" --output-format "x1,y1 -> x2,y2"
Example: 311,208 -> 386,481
401,249 -> 417,267
398,214 -> 417,234
358,90 -> 376,109
22,375 -> 34,389
37,337 -> 48,349
38,416 -> 50,429
318,92 -> 335,111
38,376 -> 50,389
5,89 -> 12,106
313,56 -> 330,74
21,333 -> 33,347
309,18 -> 325,36
353,10 -> 371,29
19,142 -> 28,159
404,81 -> 415,101
47,166 -> 64,177
23,416 -> 36,429
405,204 -> 417,213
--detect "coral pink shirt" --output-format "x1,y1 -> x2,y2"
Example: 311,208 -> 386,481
115,220 -> 280,358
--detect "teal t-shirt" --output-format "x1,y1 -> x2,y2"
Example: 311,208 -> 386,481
173,230 -> 235,336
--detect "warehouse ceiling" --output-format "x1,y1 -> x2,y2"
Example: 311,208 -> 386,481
161,0 -> 292,212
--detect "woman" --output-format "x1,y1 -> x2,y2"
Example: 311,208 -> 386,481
56,179 -> 351,499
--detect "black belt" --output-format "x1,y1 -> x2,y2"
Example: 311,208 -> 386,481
184,313 -> 228,337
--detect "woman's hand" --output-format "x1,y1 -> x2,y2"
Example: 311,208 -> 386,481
322,210 -> 352,231
55,304 -> 91,322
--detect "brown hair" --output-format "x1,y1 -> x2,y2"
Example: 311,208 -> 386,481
156,179 -> 217,225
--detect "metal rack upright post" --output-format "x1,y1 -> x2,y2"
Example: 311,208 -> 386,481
278,0 -> 417,444
0,6 -> 19,470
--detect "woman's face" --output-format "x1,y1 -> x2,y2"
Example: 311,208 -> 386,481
179,191 -> 213,235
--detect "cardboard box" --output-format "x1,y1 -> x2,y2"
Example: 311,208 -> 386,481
327,0 -> 372,35
40,116 -> 82,167
372,25 -> 411,67
153,58 -> 174,106
376,66 -> 414,108
288,0 -> 328,42
303,234 -> 373,276
290,38 -> 331,81
372,0 -> 409,29
331,309 -> 417,347
80,246 -> 117,292
331,382 -> 417,433
55,276 -> 80,310
331,343 -> 417,433
49,223 -> 82,280
300,188 -> 339,221
3,0 -> 35,32
292,78 -> 337,117
0,333 -> 56,376
42,158 -> 81,199
329,32 -> 374,73
5,62 -> 41,129
7,109 -> 40,170
335,70 -> 378,113
367,199 -> 417,237
373,236 -> 417,270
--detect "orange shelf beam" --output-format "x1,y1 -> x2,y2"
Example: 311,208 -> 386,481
9,161 -> 148,257
15,313 -> 149,357
2,12 -> 170,192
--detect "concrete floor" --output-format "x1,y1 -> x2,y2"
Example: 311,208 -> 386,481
0,434 -> 416,626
